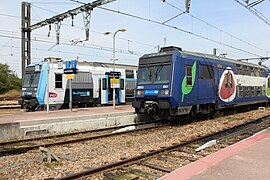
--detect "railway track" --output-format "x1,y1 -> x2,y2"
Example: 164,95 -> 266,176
0,105 -> 20,110
0,121 -> 167,157
0,96 -> 20,110
54,115 -> 270,180
0,96 -> 19,101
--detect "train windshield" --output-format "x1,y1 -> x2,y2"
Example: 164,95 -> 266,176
137,64 -> 171,85
23,67 -> 41,88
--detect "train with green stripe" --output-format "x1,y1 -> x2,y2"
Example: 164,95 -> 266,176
132,46 -> 270,120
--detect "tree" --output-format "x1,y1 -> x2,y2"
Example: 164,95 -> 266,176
0,63 -> 22,94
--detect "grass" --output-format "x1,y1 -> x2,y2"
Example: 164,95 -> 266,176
126,141 -> 133,147
43,160 -> 62,168
0,89 -> 20,97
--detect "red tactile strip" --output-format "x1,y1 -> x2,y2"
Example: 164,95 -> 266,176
159,130 -> 269,180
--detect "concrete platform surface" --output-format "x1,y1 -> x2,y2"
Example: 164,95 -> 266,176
0,105 -> 134,124
0,105 -> 136,140
160,128 -> 270,180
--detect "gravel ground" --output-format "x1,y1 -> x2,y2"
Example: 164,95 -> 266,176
0,108 -> 21,115
0,108 -> 270,179
0,100 -> 18,105
0,100 -> 21,115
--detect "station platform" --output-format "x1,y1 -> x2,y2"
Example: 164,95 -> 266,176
0,105 -> 136,140
160,128 -> 270,180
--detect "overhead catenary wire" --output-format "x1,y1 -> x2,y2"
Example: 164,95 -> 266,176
234,0 -> 270,27
0,46 -> 137,63
0,9 -> 157,50
2,1 -> 269,71
0,43 -> 138,66
3,3 -> 265,56
97,6 -> 264,58
31,4 -> 60,15
31,2 -> 77,5
0,26 -> 157,53
0,33 -> 143,56
162,0 -> 269,54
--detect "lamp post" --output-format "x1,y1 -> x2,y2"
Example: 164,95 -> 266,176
104,28 -> 126,109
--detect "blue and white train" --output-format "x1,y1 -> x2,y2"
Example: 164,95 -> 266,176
132,46 -> 270,120
19,57 -> 137,111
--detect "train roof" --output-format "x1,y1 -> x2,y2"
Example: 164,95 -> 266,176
30,60 -> 137,70
79,61 -> 138,70
185,50 -> 268,70
140,46 -> 268,70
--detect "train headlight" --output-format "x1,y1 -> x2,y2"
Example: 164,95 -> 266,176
160,89 -> 169,95
137,90 -> 144,95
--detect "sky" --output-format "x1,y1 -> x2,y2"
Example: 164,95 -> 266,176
0,0 -> 270,78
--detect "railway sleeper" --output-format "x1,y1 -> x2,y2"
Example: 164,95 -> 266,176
177,148 -> 206,156
123,168 -> 160,179
103,171 -> 139,180
140,162 -> 173,173
157,155 -> 183,165
166,153 -> 198,162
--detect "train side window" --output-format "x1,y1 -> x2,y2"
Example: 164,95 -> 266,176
250,86 -> 255,97
120,79 -> 124,90
102,78 -> 107,90
256,86 -> 262,96
236,64 -> 243,75
126,70 -> 134,79
199,65 -> 213,80
243,66 -> 249,75
185,66 -> 192,86
262,87 -> 266,96
250,67 -> 255,76
55,74 -> 62,88
259,69 -> 264,77
254,68 -> 259,77
237,86 -> 243,98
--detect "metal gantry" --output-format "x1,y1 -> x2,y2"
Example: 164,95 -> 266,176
185,0 -> 191,13
21,2 -> 31,79
21,0 -> 116,77
234,0 -> 270,27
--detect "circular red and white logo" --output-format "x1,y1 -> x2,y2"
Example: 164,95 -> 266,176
49,92 -> 57,98
218,67 -> 236,102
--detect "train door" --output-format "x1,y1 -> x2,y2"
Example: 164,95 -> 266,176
108,76 -> 114,102
266,75 -> 270,97
100,76 -> 108,104
107,74 -> 125,104
100,72 -> 125,105
198,63 -> 215,101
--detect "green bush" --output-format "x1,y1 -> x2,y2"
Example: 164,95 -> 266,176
0,63 -> 22,94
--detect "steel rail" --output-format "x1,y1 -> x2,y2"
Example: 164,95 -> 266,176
0,105 -> 20,110
0,120 -> 164,146
55,115 -> 270,180
0,121 -> 166,156
0,96 -> 20,101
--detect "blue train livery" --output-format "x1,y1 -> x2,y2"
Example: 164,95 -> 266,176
132,46 -> 270,120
